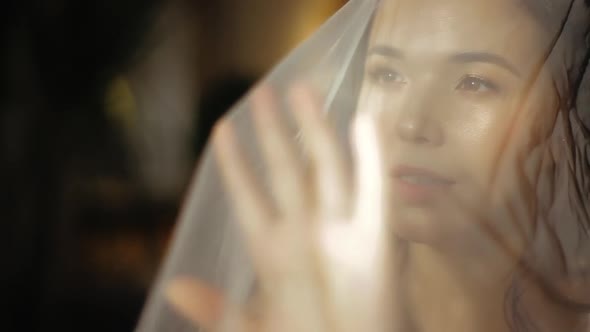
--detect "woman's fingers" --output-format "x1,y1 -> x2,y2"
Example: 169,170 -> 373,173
350,113 -> 394,332
288,84 -> 351,219
250,85 -> 309,219
213,120 -> 273,241
352,113 -> 387,242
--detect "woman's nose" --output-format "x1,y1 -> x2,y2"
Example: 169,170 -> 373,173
393,96 -> 444,146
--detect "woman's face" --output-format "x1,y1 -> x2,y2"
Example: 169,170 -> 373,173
358,0 -> 560,255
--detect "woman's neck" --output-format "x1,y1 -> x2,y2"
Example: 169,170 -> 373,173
406,243 -> 513,332
404,243 -> 587,332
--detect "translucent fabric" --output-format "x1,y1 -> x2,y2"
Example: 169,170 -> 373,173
137,0 -> 590,331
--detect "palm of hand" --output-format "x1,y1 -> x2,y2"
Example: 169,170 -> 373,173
167,84 -> 391,332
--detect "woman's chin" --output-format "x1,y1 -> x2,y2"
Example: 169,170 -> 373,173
389,207 -> 460,247
390,208 -> 438,243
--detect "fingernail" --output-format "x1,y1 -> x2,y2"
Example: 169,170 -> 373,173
213,119 -> 229,140
212,119 -> 235,150
251,86 -> 277,124
289,84 -> 318,117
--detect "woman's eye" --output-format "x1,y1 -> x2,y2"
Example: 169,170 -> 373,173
368,67 -> 406,86
456,75 -> 499,94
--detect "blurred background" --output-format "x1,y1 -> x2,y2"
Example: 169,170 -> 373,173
0,0 -> 345,331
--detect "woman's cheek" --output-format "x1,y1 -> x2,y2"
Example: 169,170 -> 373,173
449,105 -> 510,185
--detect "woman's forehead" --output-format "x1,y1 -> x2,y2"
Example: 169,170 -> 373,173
370,0 -> 545,56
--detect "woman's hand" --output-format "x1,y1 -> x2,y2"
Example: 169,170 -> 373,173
166,83 -> 392,332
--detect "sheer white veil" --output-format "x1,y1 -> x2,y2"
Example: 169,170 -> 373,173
137,0 -> 590,331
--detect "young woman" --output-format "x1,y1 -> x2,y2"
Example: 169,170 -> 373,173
138,0 -> 590,331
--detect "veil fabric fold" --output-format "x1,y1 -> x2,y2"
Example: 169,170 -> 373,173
137,0 -> 590,331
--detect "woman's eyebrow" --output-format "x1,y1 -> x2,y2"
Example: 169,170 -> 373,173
367,45 -> 405,59
450,52 -> 521,77
368,45 -> 521,78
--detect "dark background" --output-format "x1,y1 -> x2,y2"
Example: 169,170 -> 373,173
0,0 -> 344,331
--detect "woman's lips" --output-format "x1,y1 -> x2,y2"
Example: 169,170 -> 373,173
391,165 -> 455,203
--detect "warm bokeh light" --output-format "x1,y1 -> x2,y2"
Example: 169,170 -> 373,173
1,0 -> 346,331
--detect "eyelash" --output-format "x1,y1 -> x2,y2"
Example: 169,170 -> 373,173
367,66 -> 406,86
367,66 -> 501,96
455,75 -> 501,94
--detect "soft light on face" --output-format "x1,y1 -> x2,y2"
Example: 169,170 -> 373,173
357,0 -> 559,256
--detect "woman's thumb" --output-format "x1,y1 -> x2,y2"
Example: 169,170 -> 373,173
165,277 -> 225,329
